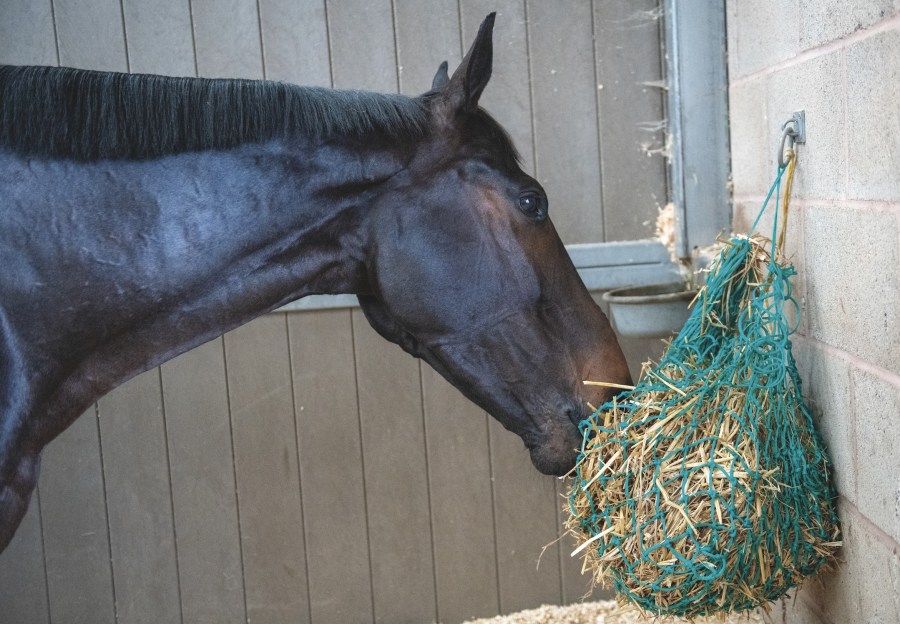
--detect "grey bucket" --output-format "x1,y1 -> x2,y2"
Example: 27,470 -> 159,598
602,283 -> 697,339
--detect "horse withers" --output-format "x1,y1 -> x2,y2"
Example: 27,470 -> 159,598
0,14 -> 630,552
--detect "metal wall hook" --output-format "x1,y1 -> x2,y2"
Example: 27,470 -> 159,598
778,110 -> 806,168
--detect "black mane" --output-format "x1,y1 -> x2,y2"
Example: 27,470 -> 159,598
0,65 -> 430,162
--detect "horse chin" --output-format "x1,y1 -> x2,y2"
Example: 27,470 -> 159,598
527,444 -> 580,477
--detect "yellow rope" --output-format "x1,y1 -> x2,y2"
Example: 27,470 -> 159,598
776,148 -> 797,259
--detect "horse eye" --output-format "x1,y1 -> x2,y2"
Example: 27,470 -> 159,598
517,191 -> 546,220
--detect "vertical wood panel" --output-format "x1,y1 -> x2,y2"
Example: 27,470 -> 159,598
40,409 -> 116,624
352,310 -> 437,623
192,0 -> 263,78
225,315 -> 309,624
393,0 -> 462,96
594,0 -> 667,241
53,0 -> 127,71
421,366 -> 500,623
327,0 -> 397,91
527,0 -> 604,245
161,339 -> 246,623
0,0 -> 57,65
122,0 -> 195,76
259,0 -> 331,86
461,0 -> 535,174
288,310 -> 373,624
99,370 -> 181,624
0,490 -> 49,623
489,419 -> 562,613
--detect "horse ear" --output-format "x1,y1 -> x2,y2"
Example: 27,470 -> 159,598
438,12 -> 495,114
431,61 -> 450,91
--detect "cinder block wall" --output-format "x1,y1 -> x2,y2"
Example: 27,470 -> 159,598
726,2 -> 900,622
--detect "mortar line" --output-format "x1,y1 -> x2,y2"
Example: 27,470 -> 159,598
793,334 -> 900,388
840,496 -> 900,552
733,195 -> 900,213
730,14 -> 900,87
796,590 -> 835,624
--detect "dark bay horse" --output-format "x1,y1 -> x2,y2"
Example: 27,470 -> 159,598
0,14 -> 630,553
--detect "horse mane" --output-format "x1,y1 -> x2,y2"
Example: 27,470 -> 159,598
0,65 -> 430,161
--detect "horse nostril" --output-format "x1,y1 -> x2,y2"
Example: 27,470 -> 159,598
564,404 -> 586,429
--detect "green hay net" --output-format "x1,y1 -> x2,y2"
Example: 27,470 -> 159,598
566,161 -> 841,617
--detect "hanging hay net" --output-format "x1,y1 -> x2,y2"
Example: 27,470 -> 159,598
565,157 -> 841,618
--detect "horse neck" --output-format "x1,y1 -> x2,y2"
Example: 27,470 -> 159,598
2,135 -> 413,388
212,139 -> 378,304
162,136 -> 410,312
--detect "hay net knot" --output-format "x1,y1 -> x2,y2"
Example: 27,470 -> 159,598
566,154 -> 841,617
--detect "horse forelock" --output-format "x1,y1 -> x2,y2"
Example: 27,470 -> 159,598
0,65 -> 430,162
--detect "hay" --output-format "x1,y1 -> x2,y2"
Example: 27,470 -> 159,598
565,232 -> 841,618
655,202 -> 677,262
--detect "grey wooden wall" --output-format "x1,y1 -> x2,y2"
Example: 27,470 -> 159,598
0,1 -> 667,623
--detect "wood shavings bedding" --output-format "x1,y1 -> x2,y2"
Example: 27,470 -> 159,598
462,600 -> 766,624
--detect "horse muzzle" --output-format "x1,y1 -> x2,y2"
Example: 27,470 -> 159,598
523,410 -> 585,477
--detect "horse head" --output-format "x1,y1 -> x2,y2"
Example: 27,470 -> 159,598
359,14 -> 632,476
